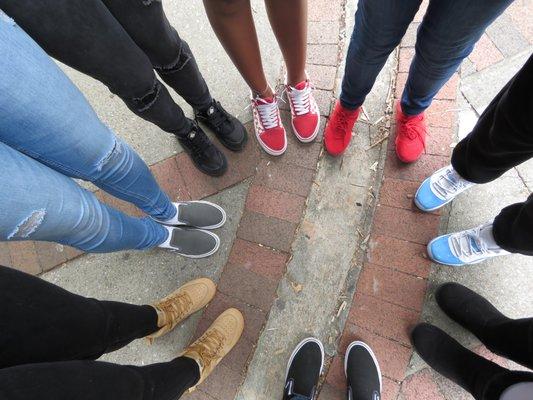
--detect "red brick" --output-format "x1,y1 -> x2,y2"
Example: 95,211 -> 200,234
340,323 -> 412,381
308,0 -> 343,22
63,246 -> 84,261
395,72 -> 408,99
468,33 -> 504,72
150,157 -> 191,201
228,239 -> 288,280
314,89 -> 334,117
326,355 -> 346,391
237,211 -> 297,252
0,242 -> 12,267
401,23 -> 420,47
9,241 -> 41,275
307,64 -> 337,91
175,152 -> 217,199
318,383 -> 344,400
473,345 -> 510,368
383,377 -> 402,400
200,362 -> 242,400
367,234 -> 431,278
507,2 -> 533,43
34,241 -> 68,272
201,291 -> 267,342
308,21 -> 341,44
379,178 -> 421,211
348,293 -> 420,346
222,335 -> 255,374
218,263 -> 278,311
413,1 -> 429,23
308,44 -> 339,66
399,48 -> 415,73
358,263 -> 427,311
384,151 -> 449,183
426,100 -> 457,129
246,185 -> 306,224
400,369 -> 445,400
373,205 -> 440,245
435,73 -> 459,101
255,159 -> 315,197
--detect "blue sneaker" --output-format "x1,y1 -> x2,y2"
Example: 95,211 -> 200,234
427,222 -> 509,266
415,165 -> 475,212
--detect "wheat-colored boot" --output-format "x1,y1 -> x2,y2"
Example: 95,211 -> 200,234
181,308 -> 244,391
146,278 -> 216,343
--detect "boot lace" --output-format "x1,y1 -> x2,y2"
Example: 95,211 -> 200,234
188,329 -> 226,369
187,126 -> 212,156
204,101 -> 231,129
156,292 -> 193,329
287,83 -> 313,116
255,98 -> 280,130
401,116 -> 425,140
334,110 -> 354,139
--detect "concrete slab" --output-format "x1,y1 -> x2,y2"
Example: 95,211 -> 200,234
461,48 -> 532,114
42,181 -> 249,366
515,158 -> 533,193
486,13 -> 530,58
60,0 -> 282,166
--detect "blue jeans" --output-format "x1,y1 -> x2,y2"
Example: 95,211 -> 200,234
340,0 -> 513,115
0,11 -> 172,253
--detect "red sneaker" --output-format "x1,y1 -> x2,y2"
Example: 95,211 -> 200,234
323,101 -> 360,156
395,102 -> 426,163
251,95 -> 287,156
286,80 -> 320,142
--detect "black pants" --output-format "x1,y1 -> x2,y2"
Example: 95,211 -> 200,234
0,266 -> 199,400
0,0 -> 212,137
451,54 -> 533,255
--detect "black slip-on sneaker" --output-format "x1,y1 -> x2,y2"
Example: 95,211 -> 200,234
283,337 -> 324,400
345,341 -> 382,400
177,121 -> 227,177
195,99 -> 248,152
156,201 -> 226,230
158,226 -> 220,258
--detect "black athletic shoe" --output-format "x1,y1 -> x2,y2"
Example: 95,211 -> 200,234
283,337 -> 324,400
195,99 -> 248,152
177,121 -> 227,176
345,341 -> 382,400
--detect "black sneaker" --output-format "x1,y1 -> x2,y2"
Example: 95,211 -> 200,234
195,99 -> 248,152
158,226 -> 220,258
177,121 -> 227,177
345,341 -> 382,400
283,337 -> 324,400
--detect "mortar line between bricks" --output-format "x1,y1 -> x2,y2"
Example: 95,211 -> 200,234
363,260 -> 431,280
354,290 -> 427,313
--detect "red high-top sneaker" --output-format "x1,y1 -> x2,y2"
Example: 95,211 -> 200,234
395,102 -> 426,163
286,80 -> 320,142
323,101 -> 360,156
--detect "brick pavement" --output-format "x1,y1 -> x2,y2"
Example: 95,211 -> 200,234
3,0 -> 531,399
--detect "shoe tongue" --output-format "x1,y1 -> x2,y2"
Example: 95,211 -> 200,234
294,81 -> 307,90
258,96 -> 274,104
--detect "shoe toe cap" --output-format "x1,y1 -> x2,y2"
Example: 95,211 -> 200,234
293,113 -> 319,139
428,235 -> 463,266
260,127 -> 286,152
415,178 -> 445,211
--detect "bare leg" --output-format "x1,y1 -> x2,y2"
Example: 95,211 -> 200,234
203,0 -> 273,97
265,0 -> 308,86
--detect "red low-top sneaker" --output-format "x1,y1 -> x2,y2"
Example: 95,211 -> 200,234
395,102 -> 426,163
286,80 -> 320,142
323,101 -> 360,156
251,95 -> 287,156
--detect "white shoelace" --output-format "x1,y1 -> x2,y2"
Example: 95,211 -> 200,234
254,97 -> 280,130
449,223 -> 508,263
287,84 -> 313,116
432,166 -> 474,200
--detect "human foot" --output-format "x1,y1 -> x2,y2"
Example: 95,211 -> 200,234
323,100 -> 360,156
395,102 -> 426,163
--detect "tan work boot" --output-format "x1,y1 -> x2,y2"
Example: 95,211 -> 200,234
146,278 -> 216,344
181,308 -> 244,391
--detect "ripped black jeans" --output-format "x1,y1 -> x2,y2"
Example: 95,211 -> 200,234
0,265 -> 200,400
0,0 -> 212,137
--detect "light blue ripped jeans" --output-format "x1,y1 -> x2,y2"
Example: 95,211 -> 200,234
0,11 -> 173,253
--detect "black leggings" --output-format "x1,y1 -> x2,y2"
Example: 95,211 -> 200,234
0,0 -> 212,137
451,54 -> 533,255
0,266 -> 199,400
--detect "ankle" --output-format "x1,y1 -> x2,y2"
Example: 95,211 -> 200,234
252,84 -> 274,99
287,72 -> 307,87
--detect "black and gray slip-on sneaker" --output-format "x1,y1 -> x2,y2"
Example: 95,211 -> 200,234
158,226 -> 220,259
345,341 -> 382,400
157,201 -> 226,230
283,337 -> 324,400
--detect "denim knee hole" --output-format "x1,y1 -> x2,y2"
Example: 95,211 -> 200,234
8,209 -> 46,240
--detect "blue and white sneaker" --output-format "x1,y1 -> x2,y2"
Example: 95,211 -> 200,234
427,222 -> 509,266
415,165 -> 475,212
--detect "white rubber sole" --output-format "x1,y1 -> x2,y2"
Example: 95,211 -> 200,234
344,341 -> 383,393
285,337 -> 325,382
